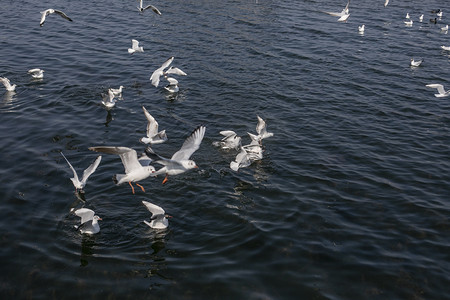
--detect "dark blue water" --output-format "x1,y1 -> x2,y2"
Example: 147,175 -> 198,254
1,0 -> 449,299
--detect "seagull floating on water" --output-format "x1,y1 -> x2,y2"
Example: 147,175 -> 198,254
150,57 -> 187,87
441,25 -> 448,31
74,208 -> 102,234
358,24 -> 365,34
142,201 -> 170,229
441,45 -> 450,51
437,11 -> 443,18
109,86 -> 124,98
101,89 -> 117,108
426,84 -> 450,97
410,58 -> 423,67
248,115 -> 274,145
404,20 -> 413,26
140,106 -> 168,145
213,130 -> 242,150
419,15 -> 424,22
145,125 -> 206,184
40,9 -> 72,27
0,77 -> 16,92
128,39 -> 144,54
164,77 -> 180,93
406,13 -> 410,19
89,146 -> 156,194
230,146 -> 252,171
28,68 -> 44,79
61,152 -> 102,194
137,0 -> 161,15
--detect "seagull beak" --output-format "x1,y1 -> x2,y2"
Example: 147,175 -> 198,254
194,165 -> 198,168
98,217 -> 103,221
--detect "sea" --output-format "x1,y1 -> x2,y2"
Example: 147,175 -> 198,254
0,0 -> 449,299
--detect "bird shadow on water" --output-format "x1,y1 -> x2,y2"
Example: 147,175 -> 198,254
80,235 -> 97,267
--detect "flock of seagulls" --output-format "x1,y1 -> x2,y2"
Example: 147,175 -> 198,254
323,1 -> 450,99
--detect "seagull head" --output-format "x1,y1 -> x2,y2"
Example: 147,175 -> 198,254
94,216 -> 102,221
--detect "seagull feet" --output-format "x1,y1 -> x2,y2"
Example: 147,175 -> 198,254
129,182 -> 136,194
136,183 -> 146,193
162,175 -> 169,184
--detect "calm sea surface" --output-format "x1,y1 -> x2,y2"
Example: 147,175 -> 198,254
1,0 -> 449,299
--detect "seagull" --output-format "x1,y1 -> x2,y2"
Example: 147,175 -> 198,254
0,77 -> 16,92
437,11 -> 443,18
74,208 -> 102,234
145,125 -> 206,184
140,106 -> 168,145
213,130 -> 241,150
358,24 -> 365,34
61,152 -> 102,193
384,0 -> 389,7
338,13 -> 350,22
404,20 -> 413,26
28,68 -> 44,79
150,57 -> 187,87
248,115 -> 274,145
40,9 -> 73,27
101,89 -> 117,108
441,45 -> 450,51
441,25 -> 448,31
137,0 -> 161,15
230,146 -> 252,172
164,77 -> 179,93
109,86 -> 124,97
142,201 -> 170,229
410,58 -> 423,67
426,84 -> 450,97
88,146 -> 156,194
128,39 -> 144,54
406,13 -> 410,19
419,15 -> 424,22
324,0 -> 350,17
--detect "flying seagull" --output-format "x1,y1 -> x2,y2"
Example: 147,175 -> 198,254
426,84 -> 450,97
137,0 -> 161,15
88,146 -> 155,194
128,39 -> 144,54
140,106 -> 168,145
40,9 -> 73,27
0,77 -> 16,92
150,57 -> 187,87
61,152 -> 102,194
101,89 -> 117,108
213,130 -> 241,150
74,208 -> 102,234
145,125 -> 206,184
28,68 -> 44,79
142,201 -> 170,229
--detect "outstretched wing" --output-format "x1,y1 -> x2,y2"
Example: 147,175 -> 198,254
165,67 -> 187,76
142,106 -> 159,137
89,146 -> 141,174
131,39 -> 139,49
75,208 -> 95,224
81,156 -> 102,185
54,10 -> 73,22
171,126 -> 206,161
60,152 -> 80,184
143,5 -> 161,15
142,201 -> 165,216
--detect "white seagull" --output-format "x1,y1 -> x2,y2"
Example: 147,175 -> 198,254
109,86 -> 124,98
419,15 -> 424,22
426,84 -> 450,97
101,89 -> 117,108
384,0 -> 389,7
338,13 -> 350,22
150,57 -> 187,87
61,152 -> 102,193
88,146 -> 156,194
137,0 -> 161,15
0,77 -> 16,92
410,58 -> 423,67
406,13 -> 410,19
324,0 -> 350,17
248,115 -> 274,145
441,25 -> 448,31
437,11 -> 443,18
142,201 -> 170,229
164,77 -> 179,93
140,106 -> 168,145
404,20 -> 413,26
358,24 -> 365,34
128,39 -> 144,54
40,9 -> 73,27
441,45 -> 450,51
28,68 -> 44,79
145,125 -> 206,184
214,130 -> 242,150
230,146 -> 252,172
74,208 -> 102,234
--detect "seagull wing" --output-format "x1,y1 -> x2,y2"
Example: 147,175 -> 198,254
60,152 -> 80,185
255,115 -> 267,136
171,125 -> 206,161
166,77 -> 178,85
344,0 -> 350,12
143,5 -> 161,15
75,208 -> 95,225
142,201 -> 165,216
88,146 -> 141,175
131,39 -> 139,50
165,67 -> 187,76
0,77 -> 12,90
220,130 -> 237,138
150,57 -> 174,86
54,10 -> 73,22
142,106 -> 159,137
81,156 -> 102,185
426,84 -> 445,94
40,9 -> 50,26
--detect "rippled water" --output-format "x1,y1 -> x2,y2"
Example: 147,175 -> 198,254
1,0 -> 449,299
